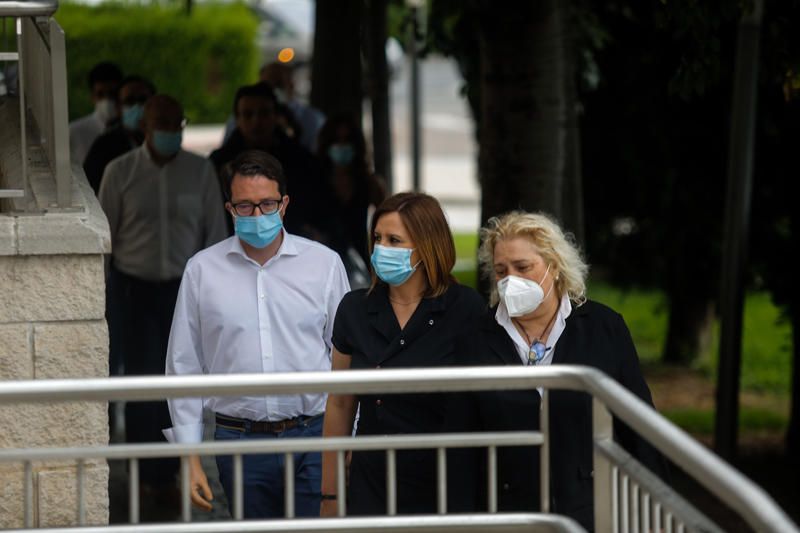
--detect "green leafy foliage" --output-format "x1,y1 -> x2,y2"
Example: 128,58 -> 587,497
56,2 -> 260,123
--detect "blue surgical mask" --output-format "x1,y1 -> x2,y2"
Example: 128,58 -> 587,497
371,244 -> 420,286
151,130 -> 182,157
328,143 -> 355,166
234,211 -> 283,248
121,104 -> 144,131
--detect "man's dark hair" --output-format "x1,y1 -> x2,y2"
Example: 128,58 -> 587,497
117,75 -> 157,99
87,62 -> 123,89
232,82 -> 277,115
223,150 -> 286,200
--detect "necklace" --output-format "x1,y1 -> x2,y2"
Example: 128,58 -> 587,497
513,306 -> 559,365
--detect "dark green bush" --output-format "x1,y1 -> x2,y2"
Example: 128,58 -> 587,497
57,2 -> 260,123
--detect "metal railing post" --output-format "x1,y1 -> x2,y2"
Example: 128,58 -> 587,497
593,397 -> 614,532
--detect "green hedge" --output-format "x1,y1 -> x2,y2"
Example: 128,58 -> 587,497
57,2 -> 260,123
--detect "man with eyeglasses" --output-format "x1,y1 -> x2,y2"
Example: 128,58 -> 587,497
98,94 -> 228,515
164,149 -> 350,519
84,75 -> 157,194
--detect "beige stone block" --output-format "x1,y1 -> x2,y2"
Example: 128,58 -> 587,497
0,323 -> 32,379
0,215 -> 15,255
37,463 -> 109,527
0,402 -> 107,450
0,464 -> 25,529
0,255 -> 105,323
34,321 -> 108,379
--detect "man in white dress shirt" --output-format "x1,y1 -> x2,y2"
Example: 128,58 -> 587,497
99,94 -> 227,507
69,62 -> 123,166
164,149 -> 350,518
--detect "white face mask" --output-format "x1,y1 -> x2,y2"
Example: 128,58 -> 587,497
94,98 -> 118,125
497,264 -> 552,317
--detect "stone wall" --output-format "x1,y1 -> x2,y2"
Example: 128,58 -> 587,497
0,158 -> 111,527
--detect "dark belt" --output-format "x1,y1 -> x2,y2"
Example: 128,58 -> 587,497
215,413 -> 321,434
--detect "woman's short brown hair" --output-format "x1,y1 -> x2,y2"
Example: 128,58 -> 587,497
369,192 -> 456,297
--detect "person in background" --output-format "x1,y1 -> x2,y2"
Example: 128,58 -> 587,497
84,75 -> 156,194
222,62 -> 325,153
447,211 -> 668,531
260,62 -> 325,152
98,94 -> 227,512
320,192 -> 486,516
69,61 -> 123,166
316,112 -> 386,266
210,82 -> 329,239
165,150 -> 350,518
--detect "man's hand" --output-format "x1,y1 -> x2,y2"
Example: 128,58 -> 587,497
189,455 -> 214,511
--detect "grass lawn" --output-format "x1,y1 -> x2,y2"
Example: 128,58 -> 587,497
451,232 -> 793,435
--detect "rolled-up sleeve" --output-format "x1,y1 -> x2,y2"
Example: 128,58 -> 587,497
163,261 -> 205,443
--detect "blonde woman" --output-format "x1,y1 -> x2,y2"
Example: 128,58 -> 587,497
448,211 -> 667,531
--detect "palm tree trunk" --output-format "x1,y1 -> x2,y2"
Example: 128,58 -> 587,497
477,0 -> 570,225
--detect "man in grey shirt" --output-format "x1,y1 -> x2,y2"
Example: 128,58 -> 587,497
98,94 -> 227,510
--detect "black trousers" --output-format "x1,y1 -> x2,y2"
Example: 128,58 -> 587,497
107,265 -> 180,486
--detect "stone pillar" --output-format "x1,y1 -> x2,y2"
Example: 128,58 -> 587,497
0,167 -> 111,527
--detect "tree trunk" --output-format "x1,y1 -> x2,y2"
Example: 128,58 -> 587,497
364,0 -> 393,187
311,0 -> 363,122
663,296 -> 716,364
476,0 -> 570,227
787,214 -> 799,465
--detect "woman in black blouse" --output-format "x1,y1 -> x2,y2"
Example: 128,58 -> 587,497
320,192 -> 485,516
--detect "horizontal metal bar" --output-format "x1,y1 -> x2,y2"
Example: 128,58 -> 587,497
0,513 -> 586,533
0,1 -> 57,17
0,431 -> 543,463
0,367 -> 590,403
0,189 -> 25,198
0,51 -> 19,60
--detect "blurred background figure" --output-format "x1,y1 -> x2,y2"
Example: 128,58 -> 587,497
222,62 -> 325,153
98,94 -> 227,514
84,75 -> 156,194
210,82 -> 329,239
316,112 -> 386,287
261,61 -> 325,152
69,61 -> 123,166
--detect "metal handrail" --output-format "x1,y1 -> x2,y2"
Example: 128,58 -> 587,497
0,0 -> 57,17
0,366 -> 797,532
0,513 -> 586,533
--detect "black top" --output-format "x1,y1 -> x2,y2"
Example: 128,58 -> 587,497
84,126 -> 142,194
447,300 -> 669,531
332,282 -> 486,515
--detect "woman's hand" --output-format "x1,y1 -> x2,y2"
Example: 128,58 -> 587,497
320,497 -> 338,517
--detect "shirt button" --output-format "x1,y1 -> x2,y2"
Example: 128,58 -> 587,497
376,399 -> 382,406
376,365 -> 381,369
259,294 -> 265,299
428,319 -> 434,325
399,339 -> 405,346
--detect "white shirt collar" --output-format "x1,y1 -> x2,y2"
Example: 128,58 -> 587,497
495,293 -> 573,366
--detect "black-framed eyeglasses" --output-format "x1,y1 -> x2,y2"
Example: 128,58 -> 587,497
231,198 -> 283,217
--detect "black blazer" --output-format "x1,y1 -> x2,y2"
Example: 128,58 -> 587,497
447,300 -> 668,531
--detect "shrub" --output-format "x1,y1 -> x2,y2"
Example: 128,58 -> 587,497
57,2 -> 260,123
